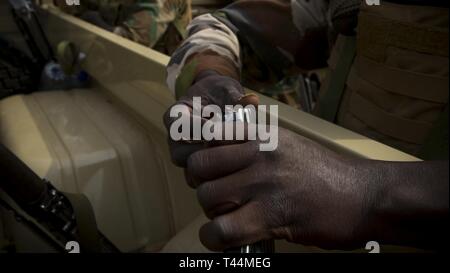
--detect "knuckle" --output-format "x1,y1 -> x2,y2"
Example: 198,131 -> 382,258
187,150 -> 208,177
169,142 -> 187,167
197,182 -> 215,209
214,217 -> 235,246
184,169 -> 198,189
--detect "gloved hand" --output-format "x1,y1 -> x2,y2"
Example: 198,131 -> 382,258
163,70 -> 258,171
186,127 -> 380,251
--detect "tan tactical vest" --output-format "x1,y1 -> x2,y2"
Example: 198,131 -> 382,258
318,2 -> 449,158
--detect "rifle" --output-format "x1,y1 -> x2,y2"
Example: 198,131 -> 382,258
0,143 -> 120,253
0,0 -> 54,99
8,0 -> 54,66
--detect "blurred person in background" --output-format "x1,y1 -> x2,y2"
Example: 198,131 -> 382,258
54,0 -> 192,55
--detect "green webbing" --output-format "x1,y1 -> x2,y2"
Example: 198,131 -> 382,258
316,36 -> 357,122
64,193 -> 101,253
175,58 -> 199,99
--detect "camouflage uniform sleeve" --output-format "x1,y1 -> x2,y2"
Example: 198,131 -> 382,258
166,12 -> 241,97
115,0 -> 191,48
167,0 -> 331,98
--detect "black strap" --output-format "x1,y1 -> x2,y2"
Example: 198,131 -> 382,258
316,36 -> 357,122
64,193 -> 101,253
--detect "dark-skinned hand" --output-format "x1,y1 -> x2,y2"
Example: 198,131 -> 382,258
186,127 -> 379,251
163,70 -> 376,251
164,72 -> 448,251
163,70 -> 258,170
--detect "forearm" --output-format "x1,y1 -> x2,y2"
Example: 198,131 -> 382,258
166,0 -> 331,99
366,160 -> 449,250
166,12 -> 241,98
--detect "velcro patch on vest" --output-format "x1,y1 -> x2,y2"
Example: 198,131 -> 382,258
357,12 -> 449,63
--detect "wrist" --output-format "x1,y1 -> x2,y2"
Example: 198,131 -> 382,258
349,159 -> 389,245
193,69 -> 245,99
193,69 -> 221,83
355,160 -> 448,249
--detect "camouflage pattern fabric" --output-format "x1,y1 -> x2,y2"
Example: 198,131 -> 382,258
166,12 -> 241,94
116,0 -> 192,53
56,0 -> 191,54
166,0 -> 331,103
54,0 -> 124,19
